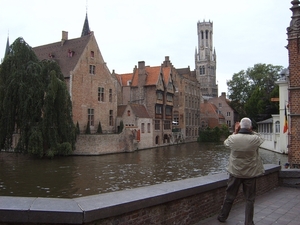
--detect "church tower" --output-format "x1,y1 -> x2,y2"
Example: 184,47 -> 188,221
195,20 -> 218,98
81,13 -> 91,37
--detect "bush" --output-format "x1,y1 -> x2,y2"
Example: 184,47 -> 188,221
85,121 -> 91,134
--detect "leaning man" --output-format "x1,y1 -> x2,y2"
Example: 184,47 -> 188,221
218,117 -> 265,225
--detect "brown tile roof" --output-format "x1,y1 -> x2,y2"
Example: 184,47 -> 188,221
145,66 -> 161,86
117,103 -> 151,118
130,103 -> 151,118
116,73 -> 133,86
162,67 -> 171,84
200,101 -> 218,116
117,105 -> 127,117
131,66 -> 161,87
33,33 -> 92,78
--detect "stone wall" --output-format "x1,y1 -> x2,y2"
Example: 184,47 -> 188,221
0,164 -> 280,225
73,129 -> 134,155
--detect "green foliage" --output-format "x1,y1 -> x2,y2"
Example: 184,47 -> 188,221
220,124 -> 231,138
198,125 -> 231,142
0,37 -> 75,158
198,127 -> 221,142
96,121 -> 103,134
227,63 -> 282,122
85,121 -> 91,134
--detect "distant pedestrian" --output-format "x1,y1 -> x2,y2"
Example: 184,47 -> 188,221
218,118 -> 265,225
284,162 -> 290,169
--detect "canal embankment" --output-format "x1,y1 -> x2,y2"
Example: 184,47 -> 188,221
1,164 -> 299,225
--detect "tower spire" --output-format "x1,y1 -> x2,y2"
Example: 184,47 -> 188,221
81,12 -> 91,37
4,33 -> 10,58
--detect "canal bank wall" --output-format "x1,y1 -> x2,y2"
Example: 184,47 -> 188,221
1,164 -> 298,225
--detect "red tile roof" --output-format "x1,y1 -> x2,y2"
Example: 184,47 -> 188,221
116,73 -> 133,86
131,66 -> 162,87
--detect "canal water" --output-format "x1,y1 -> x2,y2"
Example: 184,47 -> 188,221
0,142 -> 288,198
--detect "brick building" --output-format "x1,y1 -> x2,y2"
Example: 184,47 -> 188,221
200,99 -> 224,129
207,92 -> 238,131
33,14 -> 118,134
175,64 -> 201,141
287,0 -> 300,167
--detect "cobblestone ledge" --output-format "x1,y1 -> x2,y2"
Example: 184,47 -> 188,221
0,164 -> 280,225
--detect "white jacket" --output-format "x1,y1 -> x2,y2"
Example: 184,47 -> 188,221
224,129 -> 265,178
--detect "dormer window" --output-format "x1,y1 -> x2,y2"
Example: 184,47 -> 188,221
90,51 -> 94,58
68,50 -> 75,57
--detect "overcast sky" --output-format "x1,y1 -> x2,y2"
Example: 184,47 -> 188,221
0,0 -> 292,95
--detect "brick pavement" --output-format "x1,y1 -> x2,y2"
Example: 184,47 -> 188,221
196,187 -> 300,225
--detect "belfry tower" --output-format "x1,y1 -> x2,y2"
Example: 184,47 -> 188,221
195,20 -> 218,98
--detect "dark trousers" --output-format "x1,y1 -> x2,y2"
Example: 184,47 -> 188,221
218,174 -> 256,225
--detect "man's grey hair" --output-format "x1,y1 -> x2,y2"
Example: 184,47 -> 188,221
240,117 -> 252,129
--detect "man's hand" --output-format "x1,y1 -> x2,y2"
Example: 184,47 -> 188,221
234,122 -> 240,134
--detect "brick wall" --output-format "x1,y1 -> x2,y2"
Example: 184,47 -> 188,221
73,129 -> 134,155
287,2 -> 300,167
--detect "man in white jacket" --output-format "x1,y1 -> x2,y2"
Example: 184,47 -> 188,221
218,117 -> 264,225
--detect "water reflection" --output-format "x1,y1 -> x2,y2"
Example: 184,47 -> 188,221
0,142 -> 287,198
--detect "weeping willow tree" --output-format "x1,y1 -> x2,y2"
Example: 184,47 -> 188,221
0,37 -> 76,158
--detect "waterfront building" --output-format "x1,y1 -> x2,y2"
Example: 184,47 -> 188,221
200,99 -> 224,129
206,92 -> 237,131
33,14 -> 118,134
117,103 -> 153,149
195,20 -> 218,98
174,65 -> 201,142
116,57 -> 178,146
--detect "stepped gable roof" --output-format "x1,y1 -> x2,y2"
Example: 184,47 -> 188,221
117,103 -> 151,118
33,33 -> 92,78
116,73 -> 133,86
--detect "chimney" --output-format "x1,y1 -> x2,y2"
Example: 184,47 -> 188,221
138,61 -> 145,70
138,61 -> 146,88
164,56 -> 170,67
61,31 -> 68,46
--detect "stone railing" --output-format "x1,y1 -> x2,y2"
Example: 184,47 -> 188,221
0,164 -> 281,225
